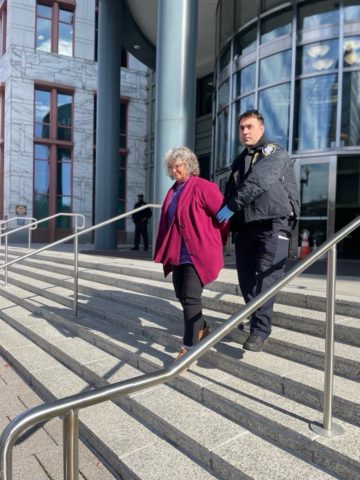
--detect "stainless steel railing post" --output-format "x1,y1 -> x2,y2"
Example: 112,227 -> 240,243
4,234 -> 8,286
63,409 -> 79,480
310,245 -> 344,437
74,234 -> 79,317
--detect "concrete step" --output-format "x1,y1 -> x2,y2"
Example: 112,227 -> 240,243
4,247 -> 360,318
3,266 -> 360,385
0,318 -> 219,480
0,301 -> 345,479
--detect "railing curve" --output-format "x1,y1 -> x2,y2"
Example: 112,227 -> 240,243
0,217 -> 37,249
0,213 -> 86,286
0,213 -> 359,480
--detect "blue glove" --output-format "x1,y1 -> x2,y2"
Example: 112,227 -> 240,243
216,205 -> 234,223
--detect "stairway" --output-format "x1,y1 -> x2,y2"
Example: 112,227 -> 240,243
0,246 -> 359,479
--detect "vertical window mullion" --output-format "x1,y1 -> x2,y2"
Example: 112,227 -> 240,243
52,1 -> 59,54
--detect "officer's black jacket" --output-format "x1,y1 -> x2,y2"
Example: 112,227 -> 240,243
224,135 -> 300,226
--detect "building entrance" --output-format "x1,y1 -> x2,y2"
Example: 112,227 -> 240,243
295,156 -> 336,255
335,156 -> 360,259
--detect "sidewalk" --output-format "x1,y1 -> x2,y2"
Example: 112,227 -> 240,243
0,355 -> 114,479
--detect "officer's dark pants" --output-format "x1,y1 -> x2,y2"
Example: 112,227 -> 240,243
235,219 -> 290,339
172,264 -> 206,347
134,222 -> 149,250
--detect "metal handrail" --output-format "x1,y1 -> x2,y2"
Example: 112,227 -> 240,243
0,213 -> 86,287
0,217 -> 37,249
1,214 -> 359,480
0,206 -> 160,316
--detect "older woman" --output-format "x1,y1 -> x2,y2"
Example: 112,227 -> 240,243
154,147 -> 225,360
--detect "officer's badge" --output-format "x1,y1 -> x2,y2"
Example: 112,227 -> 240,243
262,144 -> 276,156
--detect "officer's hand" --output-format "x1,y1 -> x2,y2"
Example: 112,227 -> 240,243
216,205 -> 234,223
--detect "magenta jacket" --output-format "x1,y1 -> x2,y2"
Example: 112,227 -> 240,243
154,176 -> 225,285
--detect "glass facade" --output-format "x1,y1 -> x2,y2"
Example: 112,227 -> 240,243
214,0 -> 360,258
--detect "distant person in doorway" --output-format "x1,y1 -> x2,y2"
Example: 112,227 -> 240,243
154,147 -> 227,360
132,194 -> 152,251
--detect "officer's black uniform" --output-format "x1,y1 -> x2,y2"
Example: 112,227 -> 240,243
224,134 -> 300,341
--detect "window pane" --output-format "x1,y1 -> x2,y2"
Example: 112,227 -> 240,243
36,17 -> 51,52
219,43 -> 231,71
59,8 -> 73,23
216,107 -> 229,169
218,80 -> 230,111
57,147 -> 71,197
234,26 -> 257,57
259,50 -> 291,87
34,194 -> 49,223
35,90 -> 50,138
343,37 -> 360,67
34,143 -> 49,161
262,0 -> 286,12
344,0 -> 360,22
260,9 -> 292,44
235,1 -> 259,29
298,0 -> 339,30
56,196 -> 71,228
197,74 -> 213,116
231,95 -> 255,159
259,83 -> 290,148
300,163 -> 329,217
57,93 -> 72,140
57,161 -> 71,196
297,39 -> 338,75
34,160 -> 49,194
233,63 -> 255,97
220,0 -> 234,46
58,23 -> 73,56
294,74 -> 337,150
341,71 -> 360,146
37,4 -> 51,19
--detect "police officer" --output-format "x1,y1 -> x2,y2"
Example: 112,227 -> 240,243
217,110 -> 300,352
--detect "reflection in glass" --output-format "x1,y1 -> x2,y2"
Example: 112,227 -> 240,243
216,107 -> 229,169
58,8 -> 73,56
34,144 -> 49,160
294,74 -> 337,150
341,71 -> 360,146
56,196 -> 71,228
218,80 -> 230,111
297,40 -> 338,75
34,160 -> 49,195
34,194 -> 49,224
344,0 -> 360,22
259,83 -> 290,148
259,50 -> 291,87
57,93 -> 72,141
300,163 -> 329,216
260,9 -> 292,44
58,23 -> 73,56
35,90 -> 50,138
234,27 -> 257,58
233,63 -> 255,97
262,0 -> 286,12
220,0 -> 234,46
298,0 -> 339,31
343,37 -> 360,67
57,150 -> 71,197
36,4 -> 52,52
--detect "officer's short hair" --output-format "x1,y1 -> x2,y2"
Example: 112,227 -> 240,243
238,109 -> 264,125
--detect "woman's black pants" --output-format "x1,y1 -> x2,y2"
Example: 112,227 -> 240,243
172,264 -> 206,347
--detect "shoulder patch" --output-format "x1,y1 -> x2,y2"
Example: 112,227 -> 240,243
262,144 -> 276,156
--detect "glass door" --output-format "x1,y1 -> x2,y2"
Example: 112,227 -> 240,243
295,156 -> 336,253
